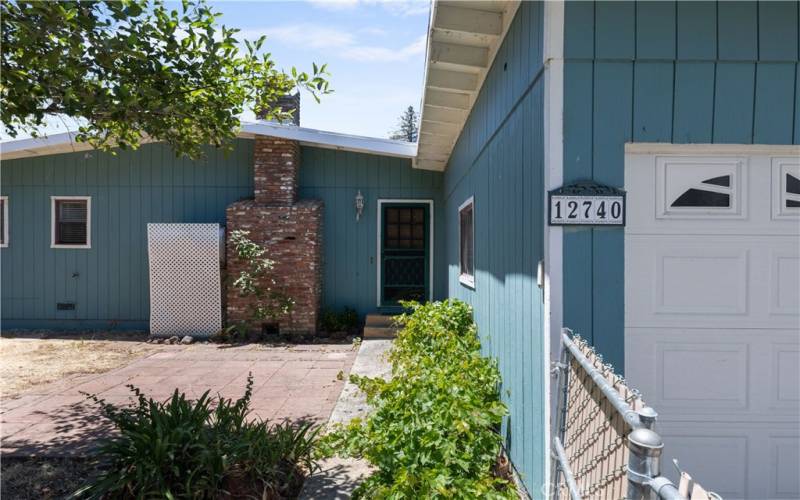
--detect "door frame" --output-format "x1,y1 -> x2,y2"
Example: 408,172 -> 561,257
376,199 -> 434,308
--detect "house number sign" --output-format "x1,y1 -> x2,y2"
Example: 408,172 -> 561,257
549,181 -> 626,226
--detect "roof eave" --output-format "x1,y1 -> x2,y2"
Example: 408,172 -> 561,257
414,0 -> 520,171
0,122 -> 418,161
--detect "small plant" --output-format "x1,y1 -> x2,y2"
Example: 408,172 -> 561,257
321,300 -> 514,499
77,375 -> 319,499
319,306 -> 359,334
228,230 -> 294,336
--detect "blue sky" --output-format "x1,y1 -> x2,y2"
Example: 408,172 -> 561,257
3,0 -> 430,141
223,0 -> 430,138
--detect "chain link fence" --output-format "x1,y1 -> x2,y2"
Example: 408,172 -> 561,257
551,329 -> 720,500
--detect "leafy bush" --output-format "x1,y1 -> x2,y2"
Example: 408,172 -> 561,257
320,306 -> 359,333
322,300 -> 514,499
77,375 -> 319,499
228,230 -> 294,332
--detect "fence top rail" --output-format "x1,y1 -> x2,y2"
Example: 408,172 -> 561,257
560,330 -> 655,431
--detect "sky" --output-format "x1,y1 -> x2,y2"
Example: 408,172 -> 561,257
223,0 -> 430,138
1,0 -> 430,142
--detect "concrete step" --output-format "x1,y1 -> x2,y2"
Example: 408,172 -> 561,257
363,326 -> 399,339
365,314 -> 397,327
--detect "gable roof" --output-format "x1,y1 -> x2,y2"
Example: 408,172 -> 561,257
415,0 -> 519,171
0,121 -> 417,161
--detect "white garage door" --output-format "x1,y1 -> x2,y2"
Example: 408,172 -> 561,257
624,145 -> 800,500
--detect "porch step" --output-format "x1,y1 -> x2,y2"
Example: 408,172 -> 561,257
363,314 -> 400,339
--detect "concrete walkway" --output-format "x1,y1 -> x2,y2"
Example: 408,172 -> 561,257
1,343 -> 357,457
299,339 -> 393,500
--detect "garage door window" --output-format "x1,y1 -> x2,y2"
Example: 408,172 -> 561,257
786,173 -> 800,208
671,175 -> 732,208
657,157 -> 743,218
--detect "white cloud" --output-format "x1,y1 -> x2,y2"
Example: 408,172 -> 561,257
307,0 -> 429,17
263,24 -> 425,62
341,33 -> 425,61
257,24 -> 356,50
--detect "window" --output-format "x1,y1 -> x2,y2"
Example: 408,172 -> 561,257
786,173 -> 800,208
459,196 -> 474,288
0,196 -> 7,247
671,175 -> 732,208
51,196 -> 91,248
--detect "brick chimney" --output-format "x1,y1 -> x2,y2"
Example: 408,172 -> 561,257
258,92 -> 300,126
226,95 -> 323,337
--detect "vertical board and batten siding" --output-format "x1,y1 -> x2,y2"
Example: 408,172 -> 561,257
298,147 -> 445,315
443,2 -> 546,493
0,140 -> 254,329
562,0 -> 800,370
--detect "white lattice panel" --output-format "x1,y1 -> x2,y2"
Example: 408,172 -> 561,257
147,224 -> 221,338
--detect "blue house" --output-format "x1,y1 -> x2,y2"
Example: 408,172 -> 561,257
2,1 -> 798,497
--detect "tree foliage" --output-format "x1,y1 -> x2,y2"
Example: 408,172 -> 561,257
389,105 -> 419,143
1,0 -> 331,158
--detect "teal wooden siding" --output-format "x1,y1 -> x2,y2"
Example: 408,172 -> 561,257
298,147 -> 445,315
1,140 -> 254,329
443,2 -> 546,494
563,1 -> 800,369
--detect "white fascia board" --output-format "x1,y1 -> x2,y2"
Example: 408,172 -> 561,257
0,131 -> 89,160
1,122 -> 417,161
240,121 -> 417,158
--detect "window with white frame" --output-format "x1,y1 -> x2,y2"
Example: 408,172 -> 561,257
459,196 -> 474,288
0,196 -> 7,247
51,196 -> 91,248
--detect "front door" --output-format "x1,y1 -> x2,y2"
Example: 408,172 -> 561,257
380,203 -> 429,308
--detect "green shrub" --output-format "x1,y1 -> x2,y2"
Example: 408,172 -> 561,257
77,375 -> 319,499
228,230 -> 294,333
322,300 -> 514,499
320,306 -> 359,333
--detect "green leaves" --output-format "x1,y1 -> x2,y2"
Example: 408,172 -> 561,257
229,230 -> 294,324
78,374 -> 320,498
322,300 -> 516,499
1,0 -> 331,159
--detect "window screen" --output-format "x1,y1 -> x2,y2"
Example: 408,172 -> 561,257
55,199 -> 88,245
459,199 -> 474,285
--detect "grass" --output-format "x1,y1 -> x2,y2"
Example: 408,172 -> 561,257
0,331 -> 159,398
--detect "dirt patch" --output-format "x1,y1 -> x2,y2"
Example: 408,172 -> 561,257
0,457 -> 102,499
0,456 -> 309,499
0,331 -> 159,398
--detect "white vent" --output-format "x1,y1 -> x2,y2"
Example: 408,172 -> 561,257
147,223 -> 222,338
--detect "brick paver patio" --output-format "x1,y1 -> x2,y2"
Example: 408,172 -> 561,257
1,342 -> 357,457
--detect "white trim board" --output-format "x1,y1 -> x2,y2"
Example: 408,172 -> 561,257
375,199 -> 435,308
51,196 -> 91,249
542,0 -> 565,493
0,196 -> 8,248
625,143 -> 800,156
0,121 -> 417,161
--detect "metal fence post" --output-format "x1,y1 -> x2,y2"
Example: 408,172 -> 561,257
626,428 -> 664,500
551,328 -> 572,498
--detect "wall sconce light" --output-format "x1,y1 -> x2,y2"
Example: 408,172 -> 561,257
355,190 -> 365,221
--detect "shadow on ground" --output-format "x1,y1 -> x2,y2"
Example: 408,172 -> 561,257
1,330 -> 149,342
1,398 -> 115,457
